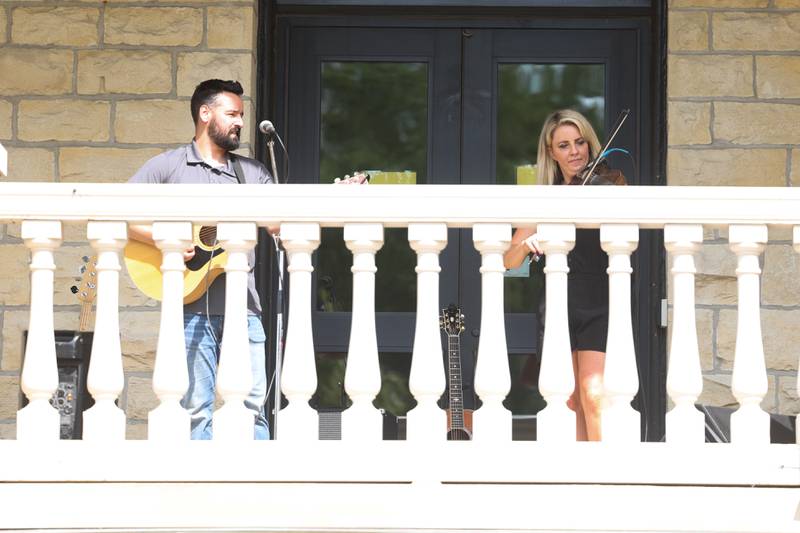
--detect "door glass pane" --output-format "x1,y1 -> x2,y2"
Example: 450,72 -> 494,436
317,62 -> 428,312
497,64 -> 605,313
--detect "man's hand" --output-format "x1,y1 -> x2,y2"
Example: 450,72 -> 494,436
183,246 -> 196,262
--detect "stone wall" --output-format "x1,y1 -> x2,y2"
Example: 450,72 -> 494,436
0,0 -> 259,439
667,0 -> 800,416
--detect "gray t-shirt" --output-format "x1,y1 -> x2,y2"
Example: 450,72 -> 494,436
128,141 -> 274,316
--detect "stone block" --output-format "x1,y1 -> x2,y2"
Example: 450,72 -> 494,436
714,12 -> 800,51
0,375 -> 20,419
60,147 -> 163,183
177,52 -> 252,97
762,244 -> 800,306
714,102 -> 800,145
18,100 -> 110,142
12,7 -> 99,46
667,149 -> 786,187
5,147 -> 55,182
694,243 -> 738,305
792,149 -> 800,187
119,310 -> 159,372
0,7 -> 6,44
668,55 -> 752,98
2,310 -> 76,371
668,101 -> 711,145
0,423 -> 15,440
763,310 -> 800,373
776,378 -> 799,416
6,221 -> 86,246
718,309 -> 799,373
115,100 -> 194,144
775,0 -> 800,7
78,50 -> 172,95
670,0 -> 767,6
0,49 -> 72,96
124,375 -> 156,421
126,421 -> 148,440
208,7 -> 254,50
105,7 -> 202,47
668,10 -> 708,52
0,100 -> 11,140
698,374 -> 736,408
756,56 -> 800,99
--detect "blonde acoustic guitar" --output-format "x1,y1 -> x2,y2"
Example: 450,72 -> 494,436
124,225 -> 226,304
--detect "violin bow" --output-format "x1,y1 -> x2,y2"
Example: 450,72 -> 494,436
581,108 -> 630,185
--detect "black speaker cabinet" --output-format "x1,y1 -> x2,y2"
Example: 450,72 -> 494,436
21,330 -> 94,440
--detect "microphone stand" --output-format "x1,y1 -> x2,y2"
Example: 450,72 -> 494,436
267,135 -> 285,439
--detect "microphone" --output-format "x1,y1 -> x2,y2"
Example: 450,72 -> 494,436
258,120 -> 276,135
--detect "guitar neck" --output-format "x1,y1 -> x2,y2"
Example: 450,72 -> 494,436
447,334 -> 466,429
78,302 -> 93,333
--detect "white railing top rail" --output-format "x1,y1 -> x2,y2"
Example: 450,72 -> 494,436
2,182 -> 800,228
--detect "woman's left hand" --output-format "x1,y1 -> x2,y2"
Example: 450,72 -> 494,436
334,172 -> 369,185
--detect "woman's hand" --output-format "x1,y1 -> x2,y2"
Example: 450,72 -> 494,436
334,172 -> 369,185
522,232 -> 542,258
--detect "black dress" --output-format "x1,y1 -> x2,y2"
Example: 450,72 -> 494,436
566,228 -> 609,352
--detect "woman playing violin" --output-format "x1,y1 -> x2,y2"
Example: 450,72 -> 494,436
503,109 -> 625,441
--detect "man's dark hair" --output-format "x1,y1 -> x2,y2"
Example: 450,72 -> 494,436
190,79 -> 244,125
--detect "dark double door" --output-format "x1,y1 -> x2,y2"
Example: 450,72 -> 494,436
270,19 -> 661,437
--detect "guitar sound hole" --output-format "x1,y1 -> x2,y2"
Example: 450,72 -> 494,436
446,428 -> 471,441
198,226 -> 217,247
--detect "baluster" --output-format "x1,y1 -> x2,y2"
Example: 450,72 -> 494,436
664,224 -> 705,444
342,223 -> 384,440
794,226 -> 800,445
472,223 -> 512,442
729,224 -> 769,445
213,222 -> 257,441
148,222 -> 192,441
407,223 -> 448,443
600,224 -> 640,443
536,223 -> 576,442
17,220 -> 62,441
83,221 -> 127,441
279,223 -> 321,441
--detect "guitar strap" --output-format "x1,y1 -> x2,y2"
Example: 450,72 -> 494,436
231,154 -> 246,185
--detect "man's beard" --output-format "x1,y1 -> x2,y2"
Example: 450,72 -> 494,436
209,119 -> 241,151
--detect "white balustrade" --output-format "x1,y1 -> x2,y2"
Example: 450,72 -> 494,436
729,224 -> 769,445
83,221 -> 127,441
407,223 -> 448,443
472,223 -> 512,442
664,224 -> 704,444
17,220 -> 62,441
536,223 -> 577,442
795,225 -> 800,446
600,224 -> 640,443
342,223 -> 384,441
148,222 -> 193,441
214,222 -> 258,441
279,223 -> 321,440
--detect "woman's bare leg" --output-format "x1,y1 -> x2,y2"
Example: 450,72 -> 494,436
576,350 -> 605,441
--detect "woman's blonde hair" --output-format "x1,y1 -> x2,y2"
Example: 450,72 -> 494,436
536,109 -> 602,185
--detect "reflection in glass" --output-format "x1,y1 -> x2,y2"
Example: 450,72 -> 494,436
310,352 -> 416,417
498,63 -> 605,314
317,62 -> 428,312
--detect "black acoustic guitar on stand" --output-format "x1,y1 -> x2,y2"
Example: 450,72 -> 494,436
440,304 -> 473,440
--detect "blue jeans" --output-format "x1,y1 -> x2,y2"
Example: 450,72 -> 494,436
181,313 -> 270,440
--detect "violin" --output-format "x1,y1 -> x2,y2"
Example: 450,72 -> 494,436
576,108 -> 630,186
574,160 -> 626,186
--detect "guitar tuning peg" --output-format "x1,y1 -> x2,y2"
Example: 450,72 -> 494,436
82,256 -> 89,263
79,265 -> 86,274
70,286 -> 78,294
